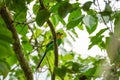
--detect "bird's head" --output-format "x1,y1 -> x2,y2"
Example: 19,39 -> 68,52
56,32 -> 63,39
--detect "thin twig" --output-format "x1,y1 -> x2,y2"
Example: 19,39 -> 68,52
96,0 -> 112,32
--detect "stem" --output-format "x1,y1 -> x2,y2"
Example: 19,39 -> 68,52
38,0 -> 58,80
0,6 -> 33,80
47,20 -> 58,80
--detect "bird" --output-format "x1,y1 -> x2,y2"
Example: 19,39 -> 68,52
36,32 -> 63,69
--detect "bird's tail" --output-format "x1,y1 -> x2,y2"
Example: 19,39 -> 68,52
36,51 -> 47,70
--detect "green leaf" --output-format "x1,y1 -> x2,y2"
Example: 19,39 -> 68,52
14,69 -> 25,80
21,36 -> 33,52
55,66 -> 67,79
34,28 -> 42,39
0,17 -> 4,24
82,1 -> 92,11
67,7 -> 82,29
0,40 -> 14,59
71,29 -> 79,38
14,10 -> 27,22
58,2 -> 72,18
98,41 -> 105,49
104,3 -> 112,14
51,14 -> 59,27
58,16 -> 66,25
88,35 -> 104,49
26,0 -> 33,4
83,15 -> 97,34
36,9 -> 50,26
22,42 -> 33,52
0,0 -> 4,8
6,55 -> 17,66
8,0 -> 27,22
88,28 -> 108,49
71,3 -> 80,12
0,60 -> 10,78
0,45 -> 9,58
0,27 -> 13,43
43,0 -> 55,7
16,25 -> 28,36
72,62 -> 81,73
21,36 -> 29,43
32,56 -> 39,64
96,28 -> 108,36
77,23 -> 84,30
67,15 -> 83,30
100,3 -> 112,16
51,2 -> 60,13
82,67 -> 96,76
68,8 -> 81,22
63,53 -> 74,61
83,15 -> 96,27
33,3 -> 39,15
87,9 -> 97,16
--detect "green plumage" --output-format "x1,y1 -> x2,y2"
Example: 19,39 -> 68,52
46,39 -> 62,52
36,38 -> 62,69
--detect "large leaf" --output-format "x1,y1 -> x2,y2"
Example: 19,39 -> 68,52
51,2 -> 67,25
14,69 -> 25,80
8,0 -> 27,22
16,24 -> 28,36
87,9 -> 97,16
82,67 -> 96,76
96,28 -> 108,36
71,3 -> 80,12
22,42 -> 33,52
68,8 -> 81,22
26,0 -> 33,4
67,15 -> 83,30
0,27 -> 13,43
21,36 -> 33,53
0,60 -> 10,78
67,7 -> 82,29
6,55 -> 17,66
0,0 -> 4,8
88,28 -> 108,49
58,2 -> 72,18
55,66 -> 67,79
32,3 -> 39,15
51,14 -> 59,27
36,9 -> 50,26
62,53 -> 74,61
83,15 -> 98,34
33,28 -> 42,39
0,40 -> 14,59
89,35 -> 104,49
51,2 -> 60,13
71,62 -> 81,73
100,3 -> 112,16
0,27 -> 14,59
82,1 -> 92,11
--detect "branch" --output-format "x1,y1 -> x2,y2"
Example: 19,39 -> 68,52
0,6 -> 33,80
38,0 -> 58,80
96,0 -> 112,32
47,20 -> 58,67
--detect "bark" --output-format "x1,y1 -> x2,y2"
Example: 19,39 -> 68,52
0,6 -> 33,80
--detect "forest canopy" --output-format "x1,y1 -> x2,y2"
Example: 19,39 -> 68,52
0,0 -> 120,80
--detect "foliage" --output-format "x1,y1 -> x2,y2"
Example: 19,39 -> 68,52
0,0 -> 120,80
